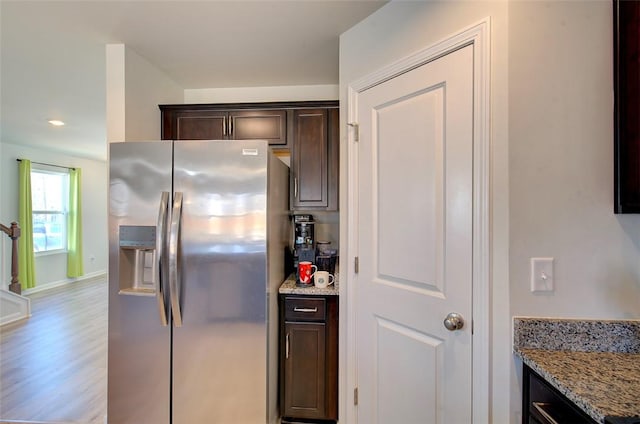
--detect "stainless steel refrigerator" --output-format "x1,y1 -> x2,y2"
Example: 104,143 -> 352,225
108,140 -> 289,424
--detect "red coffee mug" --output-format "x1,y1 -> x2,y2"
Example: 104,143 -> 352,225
298,261 -> 317,284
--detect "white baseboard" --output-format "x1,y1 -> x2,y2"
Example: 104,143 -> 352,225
0,289 -> 31,326
0,271 -> 107,327
22,270 -> 107,296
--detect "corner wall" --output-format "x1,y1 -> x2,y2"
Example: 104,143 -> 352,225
106,44 -> 183,143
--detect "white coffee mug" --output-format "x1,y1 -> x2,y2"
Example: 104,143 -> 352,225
314,271 -> 334,289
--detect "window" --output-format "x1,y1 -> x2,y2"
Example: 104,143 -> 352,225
31,169 -> 69,253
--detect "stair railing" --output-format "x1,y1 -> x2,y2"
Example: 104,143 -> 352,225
0,222 -> 21,295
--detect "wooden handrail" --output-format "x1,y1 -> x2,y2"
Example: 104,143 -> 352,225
0,222 -> 21,295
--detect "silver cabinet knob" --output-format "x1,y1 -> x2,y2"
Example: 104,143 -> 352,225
443,312 -> 464,331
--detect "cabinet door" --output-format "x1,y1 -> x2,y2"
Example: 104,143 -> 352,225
174,110 -> 227,140
283,322 -> 327,419
229,110 -> 287,145
291,109 -> 328,209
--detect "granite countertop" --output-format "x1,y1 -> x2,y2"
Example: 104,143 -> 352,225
513,318 -> 640,423
279,272 -> 339,296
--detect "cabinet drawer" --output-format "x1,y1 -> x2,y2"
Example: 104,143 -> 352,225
284,297 -> 326,321
531,402 -> 585,424
524,365 -> 597,424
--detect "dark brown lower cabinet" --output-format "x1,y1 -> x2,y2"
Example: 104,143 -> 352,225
522,365 -> 597,424
280,295 -> 338,422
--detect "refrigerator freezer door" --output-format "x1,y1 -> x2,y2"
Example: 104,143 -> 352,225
171,140 -> 271,423
108,141 -> 172,423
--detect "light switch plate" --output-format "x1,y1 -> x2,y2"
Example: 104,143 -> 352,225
530,257 -> 554,292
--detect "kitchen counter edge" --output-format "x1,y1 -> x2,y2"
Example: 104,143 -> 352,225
279,273 -> 339,296
513,317 -> 640,423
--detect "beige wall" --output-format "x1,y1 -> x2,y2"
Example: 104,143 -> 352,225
509,0 -> 640,319
508,1 -> 640,417
508,2 -> 640,416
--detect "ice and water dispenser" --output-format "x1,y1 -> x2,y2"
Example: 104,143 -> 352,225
118,225 -> 157,295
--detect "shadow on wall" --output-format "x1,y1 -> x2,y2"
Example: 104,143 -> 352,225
609,215 -> 640,318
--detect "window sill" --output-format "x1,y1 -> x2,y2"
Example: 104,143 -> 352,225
35,249 -> 68,257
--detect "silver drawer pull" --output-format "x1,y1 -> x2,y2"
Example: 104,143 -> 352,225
294,307 -> 318,313
286,333 -> 290,359
531,402 -> 560,424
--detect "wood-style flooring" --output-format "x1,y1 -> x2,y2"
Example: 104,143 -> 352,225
0,277 -> 107,424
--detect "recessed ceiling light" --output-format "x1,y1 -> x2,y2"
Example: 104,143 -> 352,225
48,120 -> 65,126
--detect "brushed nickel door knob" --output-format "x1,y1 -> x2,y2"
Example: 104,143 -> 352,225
443,312 -> 464,331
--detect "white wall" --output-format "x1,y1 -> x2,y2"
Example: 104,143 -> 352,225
106,44 -> 126,143
339,1 -> 511,422
0,142 -> 108,291
184,84 -> 338,104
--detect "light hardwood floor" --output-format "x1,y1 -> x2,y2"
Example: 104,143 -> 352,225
0,277 -> 107,424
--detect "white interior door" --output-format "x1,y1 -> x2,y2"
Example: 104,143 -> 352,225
355,44 -> 474,424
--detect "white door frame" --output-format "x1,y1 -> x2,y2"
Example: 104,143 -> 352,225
343,18 -> 491,423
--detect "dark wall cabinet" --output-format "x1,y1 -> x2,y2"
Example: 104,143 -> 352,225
160,101 -> 339,211
160,106 -> 287,146
291,108 -> 339,211
614,0 -> 640,213
522,365 -> 597,424
280,295 -> 338,422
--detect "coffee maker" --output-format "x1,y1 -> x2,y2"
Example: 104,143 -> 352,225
292,214 -> 315,283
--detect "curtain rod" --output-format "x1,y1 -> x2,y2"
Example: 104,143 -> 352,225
16,159 -> 75,171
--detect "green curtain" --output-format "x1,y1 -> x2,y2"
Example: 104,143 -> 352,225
67,168 -> 84,277
18,160 -> 36,289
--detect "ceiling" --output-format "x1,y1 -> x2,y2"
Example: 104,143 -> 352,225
0,0 -> 386,161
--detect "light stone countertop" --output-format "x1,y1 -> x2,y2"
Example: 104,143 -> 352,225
278,272 -> 339,296
513,317 -> 640,423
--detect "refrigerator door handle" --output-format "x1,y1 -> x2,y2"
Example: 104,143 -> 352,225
155,191 -> 170,326
169,191 -> 184,327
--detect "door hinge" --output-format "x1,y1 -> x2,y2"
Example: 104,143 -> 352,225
354,256 -> 359,274
354,387 -> 359,406
347,122 -> 359,142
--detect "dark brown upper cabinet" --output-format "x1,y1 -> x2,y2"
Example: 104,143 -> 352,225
160,105 -> 287,146
614,0 -> 640,213
290,108 -> 339,211
159,101 -> 339,211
